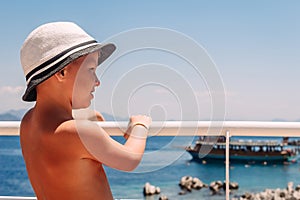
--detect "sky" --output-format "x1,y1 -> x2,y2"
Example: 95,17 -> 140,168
0,0 -> 299,121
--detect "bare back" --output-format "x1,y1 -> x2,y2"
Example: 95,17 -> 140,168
20,109 -> 113,200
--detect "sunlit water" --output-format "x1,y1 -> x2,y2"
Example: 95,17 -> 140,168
1,136 -> 299,199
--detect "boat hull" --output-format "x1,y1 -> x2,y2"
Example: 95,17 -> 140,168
187,150 -> 290,163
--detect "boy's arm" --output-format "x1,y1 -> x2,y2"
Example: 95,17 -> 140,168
74,115 -> 151,171
94,111 -> 105,121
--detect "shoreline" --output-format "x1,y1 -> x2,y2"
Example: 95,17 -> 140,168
110,181 -> 300,200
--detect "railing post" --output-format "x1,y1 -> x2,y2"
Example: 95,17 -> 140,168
225,130 -> 230,200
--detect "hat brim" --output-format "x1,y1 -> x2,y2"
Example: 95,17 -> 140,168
22,43 -> 116,102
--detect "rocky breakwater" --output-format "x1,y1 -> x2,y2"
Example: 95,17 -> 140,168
178,175 -> 239,196
233,182 -> 300,200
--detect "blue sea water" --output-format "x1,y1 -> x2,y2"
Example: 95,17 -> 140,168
0,136 -> 300,200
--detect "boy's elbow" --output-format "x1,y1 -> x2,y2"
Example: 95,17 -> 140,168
123,154 -> 143,172
123,164 -> 138,172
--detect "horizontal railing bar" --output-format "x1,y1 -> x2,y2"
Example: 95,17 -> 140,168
0,121 -> 300,137
0,197 -> 36,200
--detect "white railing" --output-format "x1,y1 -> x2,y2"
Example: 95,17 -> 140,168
0,121 -> 300,200
0,197 -> 36,200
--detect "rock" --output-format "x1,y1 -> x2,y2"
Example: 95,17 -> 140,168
230,182 -> 239,190
223,181 -> 239,190
265,189 -> 276,199
143,182 -> 150,196
209,180 -> 223,195
149,185 -> 156,194
254,193 -> 261,199
209,180 -> 223,188
159,194 -> 168,200
216,180 -> 223,186
192,177 -> 204,190
293,190 -> 300,199
180,176 -> 193,186
273,188 -> 282,199
178,190 -> 187,195
143,182 -> 160,196
263,161 -> 267,165
241,192 -> 253,199
210,185 -> 220,195
279,190 -> 286,198
287,181 -> 294,193
155,186 -> 161,194
179,176 -> 193,192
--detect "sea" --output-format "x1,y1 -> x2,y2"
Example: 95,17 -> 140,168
0,135 -> 300,200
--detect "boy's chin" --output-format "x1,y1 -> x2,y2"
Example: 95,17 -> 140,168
72,101 -> 91,110
72,107 -> 97,120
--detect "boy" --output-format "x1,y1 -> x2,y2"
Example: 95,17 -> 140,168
20,22 -> 151,200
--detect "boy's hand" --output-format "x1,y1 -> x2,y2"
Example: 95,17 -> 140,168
124,115 -> 152,139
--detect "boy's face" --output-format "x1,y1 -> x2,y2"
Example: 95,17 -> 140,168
71,52 -> 100,109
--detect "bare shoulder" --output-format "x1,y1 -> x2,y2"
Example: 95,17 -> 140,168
54,120 -> 107,158
55,119 -> 77,134
20,108 -> 35,137
55,119 -> 102,135
20,108 -> 33,126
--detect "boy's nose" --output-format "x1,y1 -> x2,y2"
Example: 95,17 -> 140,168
95,77 -> 100,87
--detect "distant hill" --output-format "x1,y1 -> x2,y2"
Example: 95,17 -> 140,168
0,109 -> 127,121
0,113 -> 20,121
271,118 -> 288,122
8,109 -> 28,118
0,109 -> 27,121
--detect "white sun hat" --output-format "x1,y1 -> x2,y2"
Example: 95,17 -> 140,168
20,21 -> 116,102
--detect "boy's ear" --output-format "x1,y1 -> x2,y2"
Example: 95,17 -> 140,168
54,69 -> 66,82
